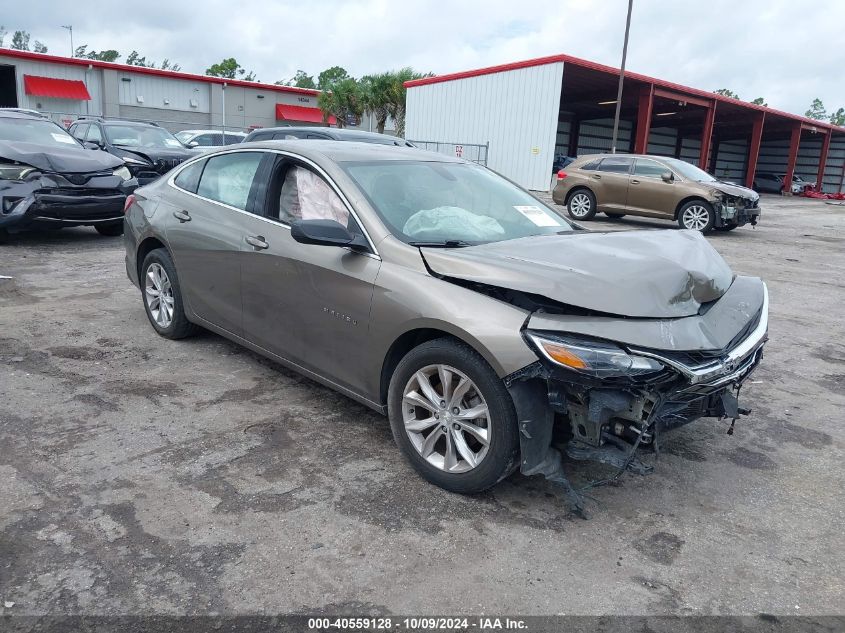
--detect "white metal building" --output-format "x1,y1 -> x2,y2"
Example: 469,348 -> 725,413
0,47 -> 387,134
405,54 -> 845,192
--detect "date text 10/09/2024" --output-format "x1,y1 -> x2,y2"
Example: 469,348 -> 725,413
307,617 -> 529,630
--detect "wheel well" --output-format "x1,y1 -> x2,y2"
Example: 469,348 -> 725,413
136,237 -> 167,280
379,328 -> 465,405
674,196 -> 712,220
565,185 -> 593,205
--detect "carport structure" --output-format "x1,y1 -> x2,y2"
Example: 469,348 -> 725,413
405,53 -> 845,192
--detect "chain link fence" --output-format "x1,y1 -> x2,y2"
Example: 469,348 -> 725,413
408,140 -> 489,166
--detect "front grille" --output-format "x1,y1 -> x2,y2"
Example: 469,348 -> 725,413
155,158 -> 186,173
654,308 -> 762,367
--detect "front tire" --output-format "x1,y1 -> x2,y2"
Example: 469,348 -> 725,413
677,200 -> 715,232
95,221 -> 124,236
140,248 -> 199,339
387,338 -> 519,494
567,189 -> 597,220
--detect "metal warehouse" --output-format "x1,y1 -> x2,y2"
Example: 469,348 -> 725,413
0,48 -> 383,133
405,54 -> 845,192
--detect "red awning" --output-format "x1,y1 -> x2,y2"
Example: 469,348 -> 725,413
275,103 -> 335,125
23,75 -> 91,100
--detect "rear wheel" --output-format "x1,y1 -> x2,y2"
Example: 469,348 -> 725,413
567,189 -> 597,220
140,248 -> 199,339
95,221 -> 124,237
387,338 -> 519,494
677,201 -> 715,232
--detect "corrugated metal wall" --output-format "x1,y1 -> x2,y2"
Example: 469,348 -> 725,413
117,72 -> 210,113
406,62 -> 564,191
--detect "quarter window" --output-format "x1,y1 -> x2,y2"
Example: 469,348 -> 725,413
597,157 -> 633,174
71,123 -> 88,141
196,152 -> 263,210
173,159 -> 206,193
86,124 -> 103,144
634,158 -> 670,178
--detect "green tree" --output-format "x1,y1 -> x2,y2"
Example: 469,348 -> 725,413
805,98 -> 827,120
0,26 -> 7,48
33,40 -> 47,53
830,107 -> 845,126
75,45 -> 121,62
160,59 -> 181,72
205,57 -> 256,81
11,30 -> 30,50
126,50 -> 151,67
386,67 -> 432,137
750,97 -> 767,106
360,72 -> 394,134
317,66 -> 350,90
317,77 -> 363,129
714,88 -> 740,99
278,70 -> 316,89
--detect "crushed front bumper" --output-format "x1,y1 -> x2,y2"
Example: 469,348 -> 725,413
0,173 -> 137,232
715,198 -> 761,228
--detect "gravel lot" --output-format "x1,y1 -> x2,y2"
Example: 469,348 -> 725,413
1,195 -> 843,616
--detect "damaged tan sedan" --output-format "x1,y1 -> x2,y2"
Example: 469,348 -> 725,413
124,141 -> 768,513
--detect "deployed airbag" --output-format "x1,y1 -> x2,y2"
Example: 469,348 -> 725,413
403,206 -> 505,241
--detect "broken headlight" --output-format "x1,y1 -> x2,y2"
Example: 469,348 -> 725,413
113,166 -> 132,181
0,163 -> 38,181
525,332 -> 664,378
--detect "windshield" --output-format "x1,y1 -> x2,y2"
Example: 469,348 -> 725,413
343,161 -> 572,245
104,125 -> 185,149
174,131 -> 192,143
662,157 -> 717,183
0,117 -> 81,148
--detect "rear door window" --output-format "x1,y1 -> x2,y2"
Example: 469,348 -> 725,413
196,152 -> 264,211
597,157 -> 633,174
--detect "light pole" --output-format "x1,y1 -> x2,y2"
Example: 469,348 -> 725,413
610,0 -> 634,154
61,25 -> 73,57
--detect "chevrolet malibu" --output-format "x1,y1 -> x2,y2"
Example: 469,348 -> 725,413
124,141 -> 768,509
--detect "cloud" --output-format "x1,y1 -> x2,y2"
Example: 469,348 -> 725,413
6,0 -> 844,114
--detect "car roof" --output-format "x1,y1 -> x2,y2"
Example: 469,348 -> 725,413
237,139 -> 460,163
0,108 -> 47,120
249,126 -> 404,142
178,129 -> 246,135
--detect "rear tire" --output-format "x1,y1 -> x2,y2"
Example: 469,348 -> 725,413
140,248 -> 199,339
387,338 -> 519,494
95,221 -> 124,237
0,229 -> 8,244
567,189 -> 597,220
677,200 -> 715,232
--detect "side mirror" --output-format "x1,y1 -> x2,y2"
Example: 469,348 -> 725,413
187,140 -> 199,148
290,219 -> 369,251
661,170 -> 674,183
83,140 -> 101,150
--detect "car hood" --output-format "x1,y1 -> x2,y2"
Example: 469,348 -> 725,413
112,146 -> 192,164
421,229 -> 734,319
0,141 -> 124,173
707,180 -> 759,200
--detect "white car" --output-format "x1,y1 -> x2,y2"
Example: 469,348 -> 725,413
174,129 -> 246,148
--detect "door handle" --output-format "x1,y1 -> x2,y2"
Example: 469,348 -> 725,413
246,235 -> 269,250
630,179 -> 640,184
173,210 -> 191,223
591,174 -> 602,179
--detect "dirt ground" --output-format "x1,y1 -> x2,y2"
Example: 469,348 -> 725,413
1,195 -> 843,616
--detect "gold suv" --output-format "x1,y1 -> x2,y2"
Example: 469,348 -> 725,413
552,153 -> 761,232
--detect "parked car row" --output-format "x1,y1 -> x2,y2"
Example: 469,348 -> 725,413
752,172 -> 816,194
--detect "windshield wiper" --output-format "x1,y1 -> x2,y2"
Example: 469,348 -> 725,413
408,239 -> 473,248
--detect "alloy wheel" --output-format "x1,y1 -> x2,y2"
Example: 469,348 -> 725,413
569,193 -> 592,217
681,205 -> 711,231
401,364 -> 491,473
144,263 -> 175,328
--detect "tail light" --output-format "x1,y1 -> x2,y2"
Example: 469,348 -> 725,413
557,170 -> 568,180
123,194 -> 136,214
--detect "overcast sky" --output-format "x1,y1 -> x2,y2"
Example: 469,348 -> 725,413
5,0 -> 844,116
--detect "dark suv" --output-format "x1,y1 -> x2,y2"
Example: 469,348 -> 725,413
243,126 -> 415,147
0,109 -> 136,241
68,118 -> 193,185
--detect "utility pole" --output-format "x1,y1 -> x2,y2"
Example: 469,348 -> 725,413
610,0 -> 634,154
61,25 -> 73,57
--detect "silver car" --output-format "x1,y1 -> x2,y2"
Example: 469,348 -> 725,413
123,141 -> 768,512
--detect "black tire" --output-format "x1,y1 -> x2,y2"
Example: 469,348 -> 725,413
0,229 -> 8,244
140,248 -> 199,339
566,188 -> 597,220
387,338 -> 520,494
95,221 -> 124,237
677,200 -> 715,232
605,212 -> 626,218
715,223 -> 739,232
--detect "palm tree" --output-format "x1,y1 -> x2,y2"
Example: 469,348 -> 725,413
386,67 -> 432,138
361,72 -> 394,134
318,78 -> 363,129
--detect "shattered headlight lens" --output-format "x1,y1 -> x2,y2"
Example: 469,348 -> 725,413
113,166 -> 132,181
526,332 -> 664,378
0,163 -> 38,181
123,156 -> 152,167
